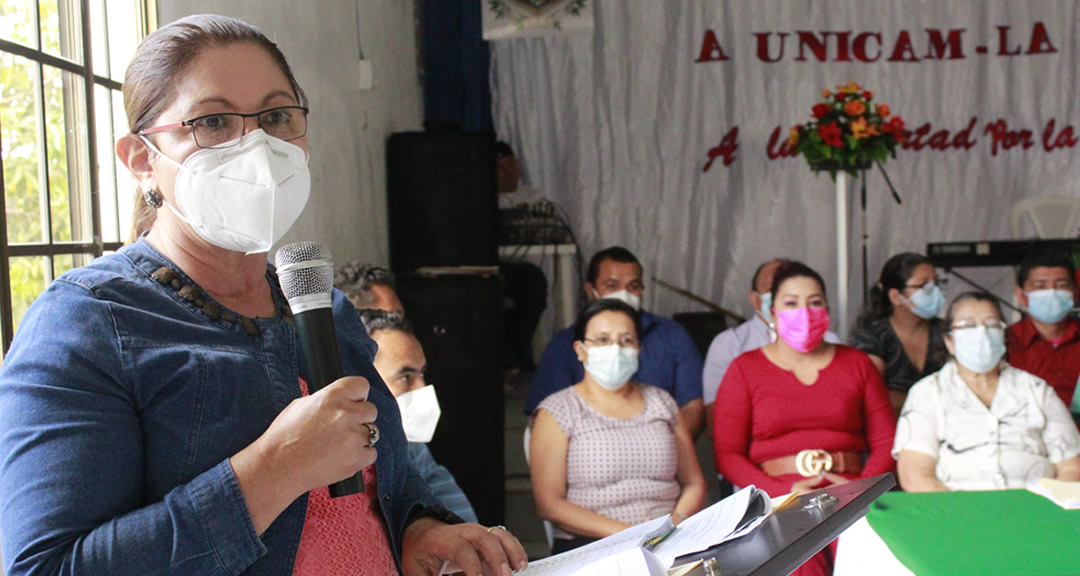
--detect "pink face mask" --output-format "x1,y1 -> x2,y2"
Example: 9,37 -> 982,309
775,307 -> 830,353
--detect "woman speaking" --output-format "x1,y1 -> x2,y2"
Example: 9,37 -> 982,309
0,15 -> 525,576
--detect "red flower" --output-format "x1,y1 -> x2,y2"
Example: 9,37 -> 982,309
818,121 -> 843,147
881,116 -> 905,137
812,103 -> 830,119
862,90 -> 873,100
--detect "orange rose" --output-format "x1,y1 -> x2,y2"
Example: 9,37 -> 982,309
844,100 -> 866,116
876,104 -> 890,118
822,89 -> 831,98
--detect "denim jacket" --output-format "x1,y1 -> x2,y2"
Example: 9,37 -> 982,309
0,239 -> 439,575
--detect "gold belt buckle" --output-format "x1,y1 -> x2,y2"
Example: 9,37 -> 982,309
795,449 -> 833,477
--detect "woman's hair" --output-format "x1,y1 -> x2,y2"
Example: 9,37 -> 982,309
124,14 -> 308,242
769,260 -> 827,303
857,252 -> 932,327
943,291 -> 1003,331
573,299 -> 642,343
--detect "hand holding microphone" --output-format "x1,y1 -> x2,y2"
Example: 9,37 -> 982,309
276,241 -> 372,497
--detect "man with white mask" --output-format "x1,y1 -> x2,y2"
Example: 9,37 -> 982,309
526,246 -> 706,437
359,310 -> 478,523
1006,251 -> 1080,416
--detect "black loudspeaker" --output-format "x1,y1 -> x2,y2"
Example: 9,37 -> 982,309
387,131 -> 498,272
396,271 -> 505,525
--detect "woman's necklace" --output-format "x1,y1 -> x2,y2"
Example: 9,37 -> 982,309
149,266 -> 291,337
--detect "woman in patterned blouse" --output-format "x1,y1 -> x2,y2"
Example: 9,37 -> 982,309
529,299 -> 706,553
894,291 -> 1080,491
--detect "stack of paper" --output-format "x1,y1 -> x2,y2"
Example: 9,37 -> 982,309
518,485 -> 772,576
1026,477 -> 1080,510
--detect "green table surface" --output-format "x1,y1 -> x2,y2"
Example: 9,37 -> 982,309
866,489 -> 1080,576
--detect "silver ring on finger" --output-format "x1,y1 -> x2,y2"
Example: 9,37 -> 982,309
364,422 -> 380,447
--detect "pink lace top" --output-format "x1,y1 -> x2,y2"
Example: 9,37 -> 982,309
293,378 -> 399,575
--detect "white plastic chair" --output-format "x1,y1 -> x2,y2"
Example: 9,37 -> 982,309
1009,195 -> 1080,238
522,426 -> 556,551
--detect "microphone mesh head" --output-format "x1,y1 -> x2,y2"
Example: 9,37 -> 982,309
275,241 -> 334,300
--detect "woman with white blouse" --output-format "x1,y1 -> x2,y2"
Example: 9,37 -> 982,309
894,291 -> 1080,491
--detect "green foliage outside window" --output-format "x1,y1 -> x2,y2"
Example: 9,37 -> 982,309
1,0 -> 74,333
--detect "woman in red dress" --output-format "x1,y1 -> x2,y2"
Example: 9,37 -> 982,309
713,261 -> 896,576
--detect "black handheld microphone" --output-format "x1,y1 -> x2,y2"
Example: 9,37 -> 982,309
275,241 -> 364,497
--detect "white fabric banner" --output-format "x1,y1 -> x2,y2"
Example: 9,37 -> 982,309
483,0 -> 594,41
490,1 -> 1080,336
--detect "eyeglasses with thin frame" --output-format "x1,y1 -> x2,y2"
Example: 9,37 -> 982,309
138,106 -> 310,149
584,335 -> 638,348
948,319 -> 1006,332
905,278 -> 947,292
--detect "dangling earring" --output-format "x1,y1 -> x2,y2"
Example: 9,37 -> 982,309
143,188 -> 163,209
768,322 -> 777,343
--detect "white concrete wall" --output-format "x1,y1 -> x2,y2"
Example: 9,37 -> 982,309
158,0 -> 424,266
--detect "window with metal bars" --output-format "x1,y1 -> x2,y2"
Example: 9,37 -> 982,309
0,0 -> 153,356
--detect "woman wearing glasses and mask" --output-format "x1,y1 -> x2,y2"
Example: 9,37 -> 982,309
852,253 -> 950,415
713,261 -> 896,576
894,292 -> 1080,492
0,15 -> 526,576
530,299 -> 706,553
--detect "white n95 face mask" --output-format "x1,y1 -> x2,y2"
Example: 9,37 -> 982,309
395,385 -> 442,443
141,129 -> 310,254
585,344 -> 639,390
595,289 -> 642,311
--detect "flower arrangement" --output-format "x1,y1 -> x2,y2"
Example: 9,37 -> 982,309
788,81 -> 905,178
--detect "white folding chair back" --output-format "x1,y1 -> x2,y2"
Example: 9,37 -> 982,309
523,426 -> 556,551
1009,195 -> 1080,238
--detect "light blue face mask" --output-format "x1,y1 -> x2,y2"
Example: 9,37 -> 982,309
758,292 -> 773,324
1026,289 -> 1075,324
906,283 -> 945,319
952,325 -> 1006,374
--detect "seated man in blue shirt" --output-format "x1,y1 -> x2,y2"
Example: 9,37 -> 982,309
525,246 -> 705,437
360,310 -> 479,523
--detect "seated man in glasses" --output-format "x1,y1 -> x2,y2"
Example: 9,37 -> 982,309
1005,251 -> 1080,417
894,291 -> 1080,492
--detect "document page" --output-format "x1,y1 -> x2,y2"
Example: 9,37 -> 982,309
519,486 -> 768,575
518,516 -> 669,576
652,485 -> 760,565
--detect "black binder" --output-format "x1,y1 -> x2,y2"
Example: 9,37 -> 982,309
672,473 -> 896,576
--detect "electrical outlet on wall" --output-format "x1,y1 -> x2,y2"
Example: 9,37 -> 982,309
358,59 -> 374,91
